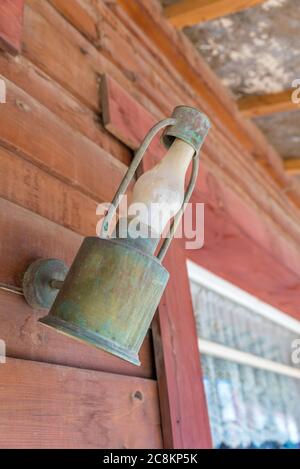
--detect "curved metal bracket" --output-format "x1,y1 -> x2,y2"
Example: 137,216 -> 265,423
100,117 -> 177,238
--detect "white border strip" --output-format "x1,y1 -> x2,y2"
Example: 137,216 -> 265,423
199,339 -> 300,380
187,260 -> 300,335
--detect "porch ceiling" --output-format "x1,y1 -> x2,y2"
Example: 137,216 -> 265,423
161,0 -> 300,177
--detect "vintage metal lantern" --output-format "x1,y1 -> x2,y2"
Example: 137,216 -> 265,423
23,106 -> 210,365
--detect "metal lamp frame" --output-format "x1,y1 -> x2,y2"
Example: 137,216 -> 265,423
100,113 -> 201,261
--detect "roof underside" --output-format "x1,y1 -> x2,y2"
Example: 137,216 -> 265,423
161,0 -> 300,169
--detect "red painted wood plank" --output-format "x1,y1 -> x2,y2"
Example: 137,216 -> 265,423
0,77 -> 127,204
0,358 -> 162,448
0,52 -> 131,166
101,74 -> 169,172
0,0 -> 24,55
153,242 -> 212,448
186,189 -> 300,320
102,74 -> 156,150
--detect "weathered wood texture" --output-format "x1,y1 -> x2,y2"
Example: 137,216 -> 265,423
0,358 -> 162,448
164,0 -> 265,28
0,52 -> 131,165
102,74 -> 156,150
0,198 -> 154,378
0,289 -> 154,379
0,0 -> 24,55
23,0 -> 160,117
0,77 -> 126,203
16,0 -> 300,210
153,243 -> 212,448
0,0 -> 300,449
284,158 -> 300,176
238,89 -> 299,118
0,0 -> 174,449
0,146 -> 98,236
0,0 -> 163,399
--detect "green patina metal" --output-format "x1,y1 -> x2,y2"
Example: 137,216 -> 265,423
39,236 -> 169,365
162,105 -> 211,155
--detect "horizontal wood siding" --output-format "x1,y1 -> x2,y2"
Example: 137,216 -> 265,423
0,78 -> 126,203
0,0 -> 24,55
1,0 -> 300,448
0,358 -> 162,448
0,0 -> 161,448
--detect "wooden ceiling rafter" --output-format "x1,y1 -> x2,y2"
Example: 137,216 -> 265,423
283,158 -> 300,176
164,0 -> 266,28
238,89 -> 299,118
163,1 -> 299,178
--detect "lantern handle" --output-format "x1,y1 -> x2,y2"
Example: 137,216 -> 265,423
100,117 -> 177,238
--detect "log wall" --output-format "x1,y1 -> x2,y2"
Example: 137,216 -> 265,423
0,0 -> 300,449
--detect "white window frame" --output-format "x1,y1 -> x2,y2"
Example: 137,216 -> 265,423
187,260 -> 300,380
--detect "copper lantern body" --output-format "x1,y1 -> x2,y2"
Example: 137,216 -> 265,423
40,236 -> 168,365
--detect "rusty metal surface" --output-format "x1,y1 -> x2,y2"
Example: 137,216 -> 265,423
39,237 -> 169,365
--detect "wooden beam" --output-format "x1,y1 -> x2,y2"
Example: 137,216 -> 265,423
164,0 -> 265,28
238,89 -> 299,118
154,242 -> 213,448
23,0 -> 162,118
0,0 -> 24,55
48,0 -> 98,43
284,158 -> 300,175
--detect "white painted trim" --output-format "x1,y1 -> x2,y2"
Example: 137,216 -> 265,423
199,339 -> 300,380
187,260 -> 300,335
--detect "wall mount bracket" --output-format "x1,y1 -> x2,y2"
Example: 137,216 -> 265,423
22,258 -> 68,309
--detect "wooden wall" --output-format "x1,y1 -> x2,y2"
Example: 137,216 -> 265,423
0,0 -> 164,448
1,0 -> 300,449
